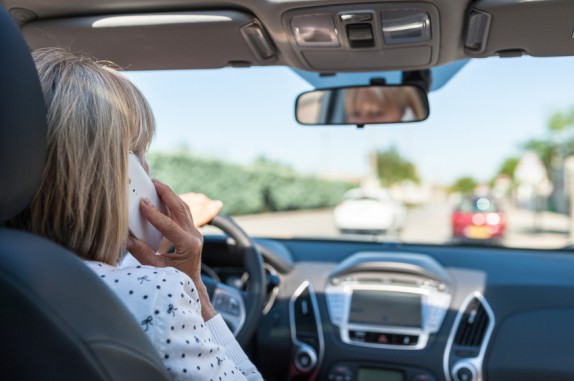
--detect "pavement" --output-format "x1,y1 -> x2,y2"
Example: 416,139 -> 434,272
200,202 -> 572,250
502,207 -> 570,249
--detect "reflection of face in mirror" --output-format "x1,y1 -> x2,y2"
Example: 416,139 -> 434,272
344,87 -> 424,124
295,85 -> 428,125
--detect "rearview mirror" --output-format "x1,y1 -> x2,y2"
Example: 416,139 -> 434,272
295,85 -> 429,126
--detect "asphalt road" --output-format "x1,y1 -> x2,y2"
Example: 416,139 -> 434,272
205,202 -> 571,249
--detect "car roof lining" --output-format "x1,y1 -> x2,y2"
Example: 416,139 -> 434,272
4,0 -> 471,72
3,0 -> 574,86
469,0 -> 574,59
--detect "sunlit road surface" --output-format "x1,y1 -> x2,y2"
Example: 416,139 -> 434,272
215,202 -> 571,249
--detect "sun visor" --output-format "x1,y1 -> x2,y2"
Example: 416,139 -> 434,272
21,11 -> 277,70
467,0 -> 574,58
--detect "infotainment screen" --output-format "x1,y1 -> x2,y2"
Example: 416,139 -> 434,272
349,290 -> 422,328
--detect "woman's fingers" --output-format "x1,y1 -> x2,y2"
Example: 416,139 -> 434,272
134,180 -> 206,282
152,180 -> 195,229
127,237 -> 163,267
157,237 -> 174,253
139,197 -> 188,248
179,192 -> 223,227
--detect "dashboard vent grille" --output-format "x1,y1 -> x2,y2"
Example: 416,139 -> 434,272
454,297 -> 489,352
292,283 -> 321,353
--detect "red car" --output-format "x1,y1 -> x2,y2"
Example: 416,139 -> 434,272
452,196 -> 506,241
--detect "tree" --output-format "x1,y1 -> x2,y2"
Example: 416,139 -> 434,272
375,147 -> 420,186
518,109 -> 574,177
449,176 -> 478,195
548,109 -> 574,134
496,156 -> 520,179
521,138 -> 556,175
488,156 -> 519,187
251,156 -> 294,176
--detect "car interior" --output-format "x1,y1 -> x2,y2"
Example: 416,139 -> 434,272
2,1 -> 574,381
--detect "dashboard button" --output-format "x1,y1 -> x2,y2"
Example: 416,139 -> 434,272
455,366 -> 476,381
297,352 -> 311,368
377,334 -> 390,344
228,297 -> 240,316
328,365 -> 353,381
294,345 -> 317,373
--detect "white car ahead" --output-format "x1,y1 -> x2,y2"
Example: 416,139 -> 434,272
334,187 -> 406,235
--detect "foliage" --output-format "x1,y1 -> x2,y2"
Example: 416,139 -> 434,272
449,176 -> 478,195
521,139 -> 557,176
496,108 -> 574,186
495,156 -> 520,180
147,150 -> 353,215
548,109 -> 574,133
376,147 -> 420,186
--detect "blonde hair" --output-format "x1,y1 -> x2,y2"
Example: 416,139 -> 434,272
7,48 -> 155,264
345,86 -> 427,122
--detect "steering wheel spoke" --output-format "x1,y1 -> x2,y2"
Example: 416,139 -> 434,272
206,214 -> 266,346
212,284 -> 246,335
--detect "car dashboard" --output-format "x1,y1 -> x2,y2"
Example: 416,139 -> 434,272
203,236 -> 574,381
3,0 -> 574,380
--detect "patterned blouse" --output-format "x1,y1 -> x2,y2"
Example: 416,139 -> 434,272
85,261 -> 263,381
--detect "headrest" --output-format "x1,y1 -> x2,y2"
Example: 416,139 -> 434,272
0,6 -> 47,223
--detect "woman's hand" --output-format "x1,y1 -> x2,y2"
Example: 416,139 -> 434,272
156,192 -> 223,256
127,179 -> 216,320
179,192 -> 223,227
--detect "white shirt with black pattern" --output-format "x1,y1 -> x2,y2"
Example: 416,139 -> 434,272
84,261 -> 263,381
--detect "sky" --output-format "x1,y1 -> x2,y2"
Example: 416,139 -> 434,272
125,55 -> 574,186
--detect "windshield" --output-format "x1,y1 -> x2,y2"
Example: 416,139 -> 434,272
125,56 -> 574,249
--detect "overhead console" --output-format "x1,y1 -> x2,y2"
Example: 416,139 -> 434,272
325,252 -> 452,350
282,2 -> 440,72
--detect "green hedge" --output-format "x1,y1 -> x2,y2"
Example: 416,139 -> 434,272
147,151 -> 353,215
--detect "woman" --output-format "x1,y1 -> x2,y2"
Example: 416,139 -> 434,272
6,48 -> 263,381
344,86 -> 427,124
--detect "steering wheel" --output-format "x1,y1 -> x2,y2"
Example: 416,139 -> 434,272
201,214 -> 266,346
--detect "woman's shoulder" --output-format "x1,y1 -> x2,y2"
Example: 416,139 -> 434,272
86,259 -> 188,280
84,260 -> 197,300
84,259 -> 201,318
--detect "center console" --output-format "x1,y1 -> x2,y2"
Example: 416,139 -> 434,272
325,252 -> 452,350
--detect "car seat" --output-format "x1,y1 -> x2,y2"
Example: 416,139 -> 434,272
0,5 -> 171,380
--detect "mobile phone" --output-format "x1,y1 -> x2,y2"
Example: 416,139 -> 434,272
127,152 -> 166,252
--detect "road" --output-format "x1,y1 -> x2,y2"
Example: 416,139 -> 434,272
203,201 -> 571,249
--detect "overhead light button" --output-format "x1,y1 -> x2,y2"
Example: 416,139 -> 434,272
291,14 -> 340,47
347,23 -> 375,48
381,10 -> 431,45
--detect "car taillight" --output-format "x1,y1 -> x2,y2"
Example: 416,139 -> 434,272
472,213 -> 486,225
486,213 -> 501,225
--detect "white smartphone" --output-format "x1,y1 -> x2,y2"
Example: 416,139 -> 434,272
127,152 -> 166,252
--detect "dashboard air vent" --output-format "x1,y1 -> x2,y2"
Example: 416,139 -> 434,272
444,293 -> 494,381
291,282 -> 323,355
290,281 -> 324,378
293,286 -> 319,345
453,297 -> 489,356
